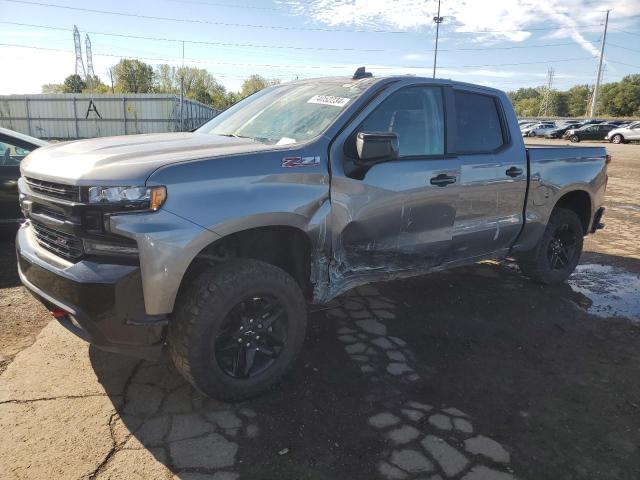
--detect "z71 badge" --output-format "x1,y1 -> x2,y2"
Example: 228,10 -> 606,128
281,156 -> 320,168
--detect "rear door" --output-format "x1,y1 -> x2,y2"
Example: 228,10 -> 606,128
447,88 -> 528,261
328,82 -> 460,284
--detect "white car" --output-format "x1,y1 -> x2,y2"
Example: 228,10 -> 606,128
606,121 -> 640,144
521,122 -> 556,137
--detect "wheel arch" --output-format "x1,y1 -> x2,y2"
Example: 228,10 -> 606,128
551,189 -> 592,234
177,224 -> 315,304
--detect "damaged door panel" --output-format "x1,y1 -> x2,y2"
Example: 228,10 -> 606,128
327,83 -> 459,297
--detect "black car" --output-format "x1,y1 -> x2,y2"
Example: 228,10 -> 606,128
0,127 -> 47,229
565,123 -> 617,142
545,123 -> 582,138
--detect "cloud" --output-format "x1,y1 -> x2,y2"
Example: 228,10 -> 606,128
281,0 -> 640,56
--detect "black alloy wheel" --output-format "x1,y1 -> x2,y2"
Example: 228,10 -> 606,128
214,295 -> 287,379
547,223 -> 578,271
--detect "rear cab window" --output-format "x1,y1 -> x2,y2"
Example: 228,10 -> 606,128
453,90 -> 507,153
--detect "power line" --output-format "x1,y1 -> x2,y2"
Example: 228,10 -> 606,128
611,27 -> 640,38
0,21 -> 592,55
0,0 -> 410,34
608,42 -> 640,54
165,0 -> 280,11
0,42 -> 598,71
1,0 -> 604,36
606,59 -> 640,69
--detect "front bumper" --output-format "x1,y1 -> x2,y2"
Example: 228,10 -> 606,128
16,224 -> 166,359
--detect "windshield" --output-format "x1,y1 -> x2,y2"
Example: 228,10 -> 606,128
197,81 -> 367,145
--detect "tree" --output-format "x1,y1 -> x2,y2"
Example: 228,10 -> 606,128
154,64 -> 234,109
598,75 -> 640,117
42,83 -> 65,94
113,59 -> 155,93
566,85 -> 591,117
82,75 -> 110,94
240,74 -> 279,98
63,74 -> 87,93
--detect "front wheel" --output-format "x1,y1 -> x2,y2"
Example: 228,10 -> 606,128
169,259 -> 307,401
516,208 -> 584,285
611,134 -> 623,144
570,135 -> 580,143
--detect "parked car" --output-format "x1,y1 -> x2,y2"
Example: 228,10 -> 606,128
545,123 -> 582,139
522,122 -> 556,137
0,127 -> 47,229
17,70 -> 608,400
606,121 -> 640,144
565,123 -> 617,142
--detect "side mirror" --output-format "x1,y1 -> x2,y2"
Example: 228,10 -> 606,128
355,132 -> 399,166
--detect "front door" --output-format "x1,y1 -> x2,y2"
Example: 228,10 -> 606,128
328,83 -> 460,293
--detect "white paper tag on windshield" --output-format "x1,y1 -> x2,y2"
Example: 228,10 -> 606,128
307,95 -> 351,107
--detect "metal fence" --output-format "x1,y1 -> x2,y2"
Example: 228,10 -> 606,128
0,94 -> 220,140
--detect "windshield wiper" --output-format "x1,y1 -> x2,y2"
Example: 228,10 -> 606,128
218,133 -> 254,140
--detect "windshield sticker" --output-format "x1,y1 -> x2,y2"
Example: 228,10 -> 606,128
282,156 -> 320,168
307,95 -> 351,107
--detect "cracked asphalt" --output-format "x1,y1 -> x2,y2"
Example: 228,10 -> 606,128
1,140 -> 640,480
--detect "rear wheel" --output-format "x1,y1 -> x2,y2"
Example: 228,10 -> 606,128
570,135 -> 580,143
169,259 -> 307,401
516,208 -> 584,285
611,134 -> 623,144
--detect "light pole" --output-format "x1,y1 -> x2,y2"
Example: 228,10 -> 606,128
433,0 -> 443,78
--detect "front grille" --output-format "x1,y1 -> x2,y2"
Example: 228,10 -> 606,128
25,177 -> 81,202
31,222 -> 84,261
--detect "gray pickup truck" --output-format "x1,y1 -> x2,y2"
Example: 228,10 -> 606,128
16,69 -> 607,400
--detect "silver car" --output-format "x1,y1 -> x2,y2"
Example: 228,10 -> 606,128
607,121 -> 640,144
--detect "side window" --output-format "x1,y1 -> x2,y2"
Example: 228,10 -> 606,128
0,140 -> 33,166
358,86 -> 445,157
454,91 -> 505,153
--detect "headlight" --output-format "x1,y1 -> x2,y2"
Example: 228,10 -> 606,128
83,239 -> 139,256
87,185 -> 167,211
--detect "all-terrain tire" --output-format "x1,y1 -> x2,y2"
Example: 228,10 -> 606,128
169,259 -> 307,401
516,208 -> 584,285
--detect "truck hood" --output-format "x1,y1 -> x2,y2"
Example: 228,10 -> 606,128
21,132 -> 275,185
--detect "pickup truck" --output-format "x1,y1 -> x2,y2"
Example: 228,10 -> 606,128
16,69 -> 607,400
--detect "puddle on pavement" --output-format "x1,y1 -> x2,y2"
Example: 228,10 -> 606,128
569,264 -> 640,321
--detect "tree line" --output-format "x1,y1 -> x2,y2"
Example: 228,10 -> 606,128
41,58 -> 280,110
41,60 -> 640,117
507,74 -> 640,118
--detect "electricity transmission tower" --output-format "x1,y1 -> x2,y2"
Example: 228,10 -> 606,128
73,25 -> 86,79
538,67 -> 555,117
85,34 -> 95,93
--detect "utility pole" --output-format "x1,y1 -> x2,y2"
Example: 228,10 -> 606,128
589,9 -> 610,118
432,0 -> 443,79
180,41 -> 185,131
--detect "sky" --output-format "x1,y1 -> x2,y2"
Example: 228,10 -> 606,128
0,0 -> 639,94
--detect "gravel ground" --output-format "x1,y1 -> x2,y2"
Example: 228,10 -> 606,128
0,138 -> 639,480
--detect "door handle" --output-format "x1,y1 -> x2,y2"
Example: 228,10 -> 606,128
505,166 -> 523,178
430,173 -> 457,187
